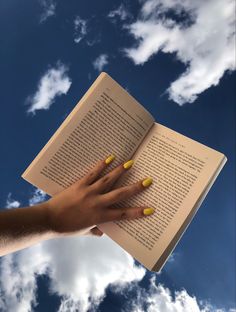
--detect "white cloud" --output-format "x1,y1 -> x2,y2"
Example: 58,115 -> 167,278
0,245 -> 50,312
0,191 -> 234,312
39,0 -> 56,23
0,236 -> 145,312
45,236 -> 145,311
28,188 -> 48,206
108,4 -> 131,22
5,193 -> 20,209
0,190 -> 145,312
26,62 -> 72,115
124,0 -> 236,105
93,54 -> 109,72
5,188 -> 47,209
127,276 -> 234,312
74,16 -> 88,43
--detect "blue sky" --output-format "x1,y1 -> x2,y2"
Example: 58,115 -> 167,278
0,0 -> 235,311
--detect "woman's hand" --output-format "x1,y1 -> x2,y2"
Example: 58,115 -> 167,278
0,155 -> 154,256
47,155 -> 154,236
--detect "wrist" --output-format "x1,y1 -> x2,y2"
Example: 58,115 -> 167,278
44,197 -> 57,230
35,201 -> 59,237
44,199 -> 67,236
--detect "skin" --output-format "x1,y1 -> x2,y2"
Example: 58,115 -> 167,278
0,157 -> 153,257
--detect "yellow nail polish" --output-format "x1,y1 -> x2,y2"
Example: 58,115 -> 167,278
123,160 -> 134,170
143,208 -> 155,216
105,154 -> 115,165
142,177 -> 153,187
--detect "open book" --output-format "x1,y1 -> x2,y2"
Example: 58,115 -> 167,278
22,72 -> 227,272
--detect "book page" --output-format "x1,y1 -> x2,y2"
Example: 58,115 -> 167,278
152,155 -> 226,271
22,72 -> 154,195
98,123 -> 226,271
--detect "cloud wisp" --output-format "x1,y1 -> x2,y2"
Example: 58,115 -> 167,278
39,0 -> 56,23
73,15 -> 100,46
26,62 -> 72,115
93,54 -> 109,72
108,4 -> 131,22
74,16 -> 88,44
124,0 -> 236,105
5,193 -> 20,209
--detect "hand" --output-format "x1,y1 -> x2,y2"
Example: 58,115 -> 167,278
46,155 -> 154,236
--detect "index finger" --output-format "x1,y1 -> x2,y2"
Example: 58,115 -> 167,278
80,154 -> 115,186
90,159 -> 134,193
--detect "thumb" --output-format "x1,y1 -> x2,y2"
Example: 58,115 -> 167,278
89,226 -> 103,237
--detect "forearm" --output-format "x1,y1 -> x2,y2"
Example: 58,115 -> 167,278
0,156 -> 154,256
0,203 -> 58,256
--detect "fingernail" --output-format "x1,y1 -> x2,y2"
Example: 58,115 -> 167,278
123,160 -> 134,170
143,208 -> 155,216
105,154 -> 115,165
142,177 -> 153,187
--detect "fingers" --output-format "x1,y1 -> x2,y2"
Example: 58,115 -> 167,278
79,154 -> 115,186
91,159 -> 134,193
100,177 -> 153,207
102,206 -> 155,223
